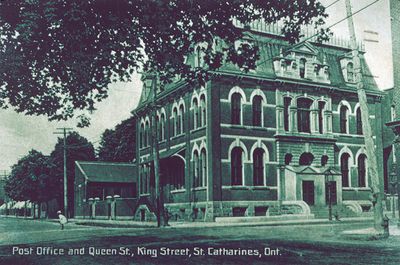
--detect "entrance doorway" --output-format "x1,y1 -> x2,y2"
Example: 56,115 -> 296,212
302,181 -> 315,205
325,181 -> 337,205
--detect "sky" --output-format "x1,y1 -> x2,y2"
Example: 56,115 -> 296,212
0,0 -> 393,171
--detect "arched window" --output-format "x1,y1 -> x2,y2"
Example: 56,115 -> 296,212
201,148 -> 207,187
292,61 -> 297,71
340,153 -> 350,187
299,58 -> 307,78
253,148 -> 264,186
195,45 -> 203,67
340,105 -> 348,134
321,155 -> 329,166
140,123 -> 144,148
156,115 -> 160,141
347,62 -> 354,82
318,101 -> 326,134
145,121 -> 150,147
358,154 -> 367,187
252,95 -> 262,126
314,65 -> 319,76
297,98 -> 313,133
193,98 -> 199,129
356,108 -> 363,135
299,152 -> 314,166
200,94 -> 206,127
231,93 -> 241,125
179,104 -> 185,134
284,97 -> 292,131
231,147 -> 243,185
284,153 -> 292,165
160,113 -> 165,140
173,107 -> 178,136
193,150 -> 200,187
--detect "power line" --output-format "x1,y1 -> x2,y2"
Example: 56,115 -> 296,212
326,0 -> 342,9
254,0 -> 381,68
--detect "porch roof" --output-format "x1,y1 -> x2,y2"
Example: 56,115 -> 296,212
76,161 -> 136,183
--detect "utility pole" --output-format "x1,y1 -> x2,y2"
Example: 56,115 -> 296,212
345,0 -> 384,233
149,73 -> 167,227
54,127 -> 73,218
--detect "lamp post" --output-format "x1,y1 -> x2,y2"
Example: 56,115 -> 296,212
325,167 -> 333,221
390,171 -> 397,219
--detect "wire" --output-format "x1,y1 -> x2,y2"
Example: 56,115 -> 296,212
325,0 -> 342,9
254,0 -> 381,68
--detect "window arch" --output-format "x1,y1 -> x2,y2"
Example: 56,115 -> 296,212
356,107 -> 363,135
297,98 -> 313,133
358,154 -> 367,187
299,58 -> 307,78
253,148 -> 264,186
252,95 -> 262,127
340,153 -> 350,187
299,152 -> 314,166
340,105 -> 349,134
231,147 -> 243,186
200,94 -> 206,127
347,62 -> 354,82
231,93 -> 242,125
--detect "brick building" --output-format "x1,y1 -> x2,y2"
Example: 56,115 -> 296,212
134,22 -> 388,221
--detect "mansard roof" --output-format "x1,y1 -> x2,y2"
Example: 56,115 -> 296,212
135,31 -> 379,111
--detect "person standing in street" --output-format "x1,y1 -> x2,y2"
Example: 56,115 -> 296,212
57,210 -> 67,230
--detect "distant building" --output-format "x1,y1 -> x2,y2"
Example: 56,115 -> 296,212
74,161 -> 137,219
134,22 -> 388,221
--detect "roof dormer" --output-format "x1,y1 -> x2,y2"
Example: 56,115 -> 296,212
273,42 -> 330,84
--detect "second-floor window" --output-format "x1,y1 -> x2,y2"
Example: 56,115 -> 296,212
340,153 -> 350,187
299,58 -> 306,78
347,62 -> 354,82
231,93 -> 241,125
252,96 -> 262,126
284,97 -> 292,131
318,101 -> 326,134
340,105 -> 348,134
356,108 -> 363,135
297,98 -> 313,133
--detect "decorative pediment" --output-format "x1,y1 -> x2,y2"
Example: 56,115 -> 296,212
273,42 -> 330,84
287,42 -> 319,56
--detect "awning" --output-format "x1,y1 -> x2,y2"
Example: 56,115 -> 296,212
12,201 -> 27,209
0,204 -> 6,210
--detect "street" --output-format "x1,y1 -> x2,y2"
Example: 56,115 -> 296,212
1,217 -> 400,264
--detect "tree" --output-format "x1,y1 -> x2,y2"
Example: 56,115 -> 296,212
97,116 -> 136,162
0,0 -> 329,125
4,149 -> 56,217
50,131 -> 95,217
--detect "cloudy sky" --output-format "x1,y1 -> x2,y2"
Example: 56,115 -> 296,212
0,0 -> 393,171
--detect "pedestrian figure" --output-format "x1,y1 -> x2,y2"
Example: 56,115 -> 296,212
57,210 -> 67,230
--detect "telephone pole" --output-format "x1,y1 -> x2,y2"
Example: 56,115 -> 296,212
54,127 -> 73,218
345,0 -> 384,233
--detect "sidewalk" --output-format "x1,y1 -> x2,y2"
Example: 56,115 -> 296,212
2,213 -> 376,229
62,216 -> 374,229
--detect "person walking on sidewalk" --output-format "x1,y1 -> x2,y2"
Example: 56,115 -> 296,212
57,210 -> 67,230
